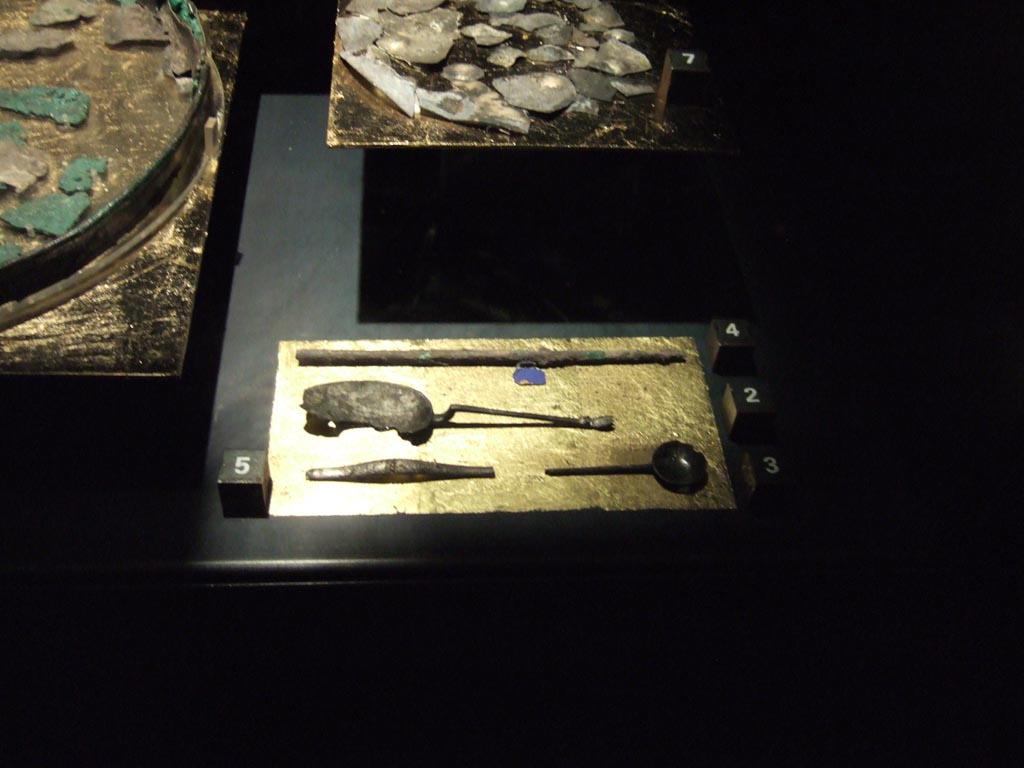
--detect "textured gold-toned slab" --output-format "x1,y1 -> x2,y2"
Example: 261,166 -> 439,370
0,11 -> 245,375
269,338 -> 735,516
327,0 -> 736,150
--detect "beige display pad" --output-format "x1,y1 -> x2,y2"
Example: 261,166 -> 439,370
268,337 -> 735,516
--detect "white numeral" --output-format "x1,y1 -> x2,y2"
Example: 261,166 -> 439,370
743,387 -> 760,404
725,322 -> 741,337
234,456 -> 251,475
763,456 -> 780,475
682,53 -> 696,65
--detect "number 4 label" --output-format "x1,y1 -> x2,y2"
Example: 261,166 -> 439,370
725,322 -> 741,337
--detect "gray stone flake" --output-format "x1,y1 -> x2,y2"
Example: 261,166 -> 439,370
604,28 -> 635,44
377,7 -> 461,64
460,23 -> 512,46
345,0 -> 389,17
452,79 -> 490,96
570,28 -> 599,48
341,48 -> 420,117
443,62 -> 484,81
582,3 -> 624,29
572,48 -> 596,68
492,72 -> 576,113
526,44 -> 573,63
566,96 -> 599,116
490,12 -> 564,31
475,0 -> 526,13
581,38 -> 650,75
567,68 -> 615,101
536,23 -> 571,45
337,15 -> 383,54
418,87 -> 530,133
486,44 -> 525,67
609,77 -> 655,96
386,0 -> 446,14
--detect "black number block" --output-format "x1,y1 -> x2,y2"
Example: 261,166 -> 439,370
708,317 -> 757,375
723,379 -> 776,443
218,450 -> 272,518
739,449 -> 788,516
655,49 -> 714,115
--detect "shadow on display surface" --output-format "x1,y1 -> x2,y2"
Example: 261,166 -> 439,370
359,150 -> 752,324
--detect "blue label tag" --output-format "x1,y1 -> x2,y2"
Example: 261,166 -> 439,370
513,364 -> 547,386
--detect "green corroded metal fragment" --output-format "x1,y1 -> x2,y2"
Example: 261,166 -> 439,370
1,192 -> 90,237
0,87 -> 91,126
59,156 -> 107,193
0,241 -> 22,265
0,122 -> 26,146
169,0 -> 204,42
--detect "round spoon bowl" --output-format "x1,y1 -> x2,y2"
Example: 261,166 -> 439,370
651,441 -> 708,491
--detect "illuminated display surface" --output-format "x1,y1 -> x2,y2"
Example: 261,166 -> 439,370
269,337 -> 735,516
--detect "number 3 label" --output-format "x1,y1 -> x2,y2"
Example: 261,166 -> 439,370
763,456 -> 780,475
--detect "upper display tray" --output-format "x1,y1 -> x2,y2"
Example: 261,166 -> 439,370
327,0 -> 737,150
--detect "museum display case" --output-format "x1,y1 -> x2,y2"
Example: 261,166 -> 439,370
0,1 -> 803,583
2,5 -> 1018,758
1,1 -> 1009,584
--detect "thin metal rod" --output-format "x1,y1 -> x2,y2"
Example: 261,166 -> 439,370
296,348 -> 686,368
545,464 -> 652,477
439,404 -> 614,430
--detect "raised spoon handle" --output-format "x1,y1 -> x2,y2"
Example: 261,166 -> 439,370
440,404 -> 614,430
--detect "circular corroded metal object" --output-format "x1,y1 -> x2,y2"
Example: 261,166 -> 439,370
651,440 -> 707,491
0,0 -> 213,308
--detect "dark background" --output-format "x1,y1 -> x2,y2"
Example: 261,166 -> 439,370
2,1 -> 1022,758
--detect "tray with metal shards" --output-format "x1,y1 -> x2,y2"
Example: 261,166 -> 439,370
0,4 -> 245,375
267,337 -> 735,516
328,0 -> 736,150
